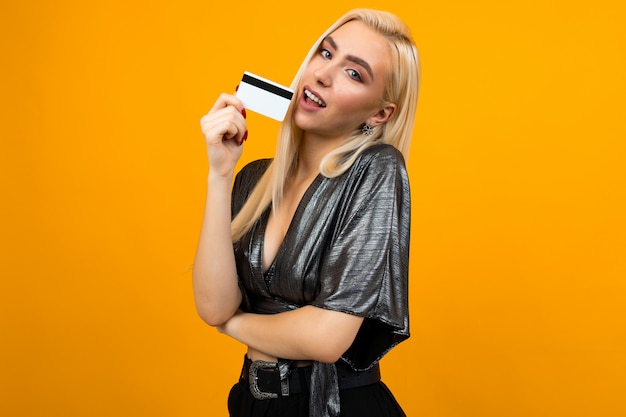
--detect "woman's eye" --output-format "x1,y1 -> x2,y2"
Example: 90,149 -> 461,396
320,49 -> 331,59
347,69 -> 362,81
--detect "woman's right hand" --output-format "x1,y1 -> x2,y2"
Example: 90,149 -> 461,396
200,93 -> 248,177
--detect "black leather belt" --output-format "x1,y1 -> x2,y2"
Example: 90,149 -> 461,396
240,357 -> 381,400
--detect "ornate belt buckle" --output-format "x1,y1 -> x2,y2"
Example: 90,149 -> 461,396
248,360 -> 279,400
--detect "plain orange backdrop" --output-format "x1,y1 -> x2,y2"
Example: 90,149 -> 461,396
1,1 -> 625,416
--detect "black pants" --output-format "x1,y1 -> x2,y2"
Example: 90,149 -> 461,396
227,378 -> 407,417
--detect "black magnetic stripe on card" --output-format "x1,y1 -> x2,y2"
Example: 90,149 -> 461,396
241,73 -> 293,100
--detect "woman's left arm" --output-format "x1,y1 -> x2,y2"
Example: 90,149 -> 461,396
218,306 -> 363,363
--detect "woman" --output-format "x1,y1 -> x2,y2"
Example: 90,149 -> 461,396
194,8 -> 420,417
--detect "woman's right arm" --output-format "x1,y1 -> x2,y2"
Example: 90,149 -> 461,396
193,93 -> 247,326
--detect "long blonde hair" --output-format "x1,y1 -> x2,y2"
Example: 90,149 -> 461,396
231,8 -> 420,241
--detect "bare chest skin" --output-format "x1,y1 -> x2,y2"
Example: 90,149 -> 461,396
263,173 -> 318,273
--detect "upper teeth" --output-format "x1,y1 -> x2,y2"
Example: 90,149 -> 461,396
305,89 -> 325,106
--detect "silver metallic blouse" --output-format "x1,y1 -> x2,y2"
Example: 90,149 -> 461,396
231,144 -> 411,417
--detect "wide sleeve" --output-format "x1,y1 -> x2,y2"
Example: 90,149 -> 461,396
230,158 -> 273,312
311,146 -> 411,370
230,158 -> 272,219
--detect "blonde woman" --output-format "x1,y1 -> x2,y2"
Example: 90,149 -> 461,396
194,8 -> 420,417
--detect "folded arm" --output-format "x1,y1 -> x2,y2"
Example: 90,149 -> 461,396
218,305 -> 364,363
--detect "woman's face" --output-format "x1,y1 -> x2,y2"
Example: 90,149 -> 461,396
293,20 -> 394,141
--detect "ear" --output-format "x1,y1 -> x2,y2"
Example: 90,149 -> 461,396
367,103 -> 397,127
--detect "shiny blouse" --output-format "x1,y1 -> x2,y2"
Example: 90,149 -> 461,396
231,144 -> 411,416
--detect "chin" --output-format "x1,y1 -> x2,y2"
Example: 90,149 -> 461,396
292,112 -> 312,131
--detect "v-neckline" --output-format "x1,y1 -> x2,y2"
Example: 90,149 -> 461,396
259,173 -> 324,278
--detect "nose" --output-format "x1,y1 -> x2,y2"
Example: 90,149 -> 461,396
313,61 -> 333,87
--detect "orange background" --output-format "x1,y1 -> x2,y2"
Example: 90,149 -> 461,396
1,1 -> 625,416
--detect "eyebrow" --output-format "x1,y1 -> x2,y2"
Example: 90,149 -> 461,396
324,35 -> 375,81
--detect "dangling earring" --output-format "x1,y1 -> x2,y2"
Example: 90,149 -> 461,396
362,123 -> 374,136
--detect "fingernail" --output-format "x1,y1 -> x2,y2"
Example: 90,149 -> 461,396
241,108 -> 247,119
241,130 -> 248,144
235,84 -> 239,92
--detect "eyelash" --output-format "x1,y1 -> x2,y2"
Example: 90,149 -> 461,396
318,47 -> 363,82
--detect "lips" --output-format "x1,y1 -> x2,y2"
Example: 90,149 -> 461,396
303,88 -> 326,107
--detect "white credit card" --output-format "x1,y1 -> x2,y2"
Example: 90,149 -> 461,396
235,71 -> 294,122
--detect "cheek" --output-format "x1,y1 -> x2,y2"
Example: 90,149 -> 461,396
335,85 -> 374,108
341,93 -> 381,117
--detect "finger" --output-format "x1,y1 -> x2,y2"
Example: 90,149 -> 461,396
200,104 -> 244,129
200,107 -> 247,144
200,115 -> 236,142
208,93 -> 244,115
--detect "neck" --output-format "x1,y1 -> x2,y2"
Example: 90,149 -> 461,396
296,131 -> 345,177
